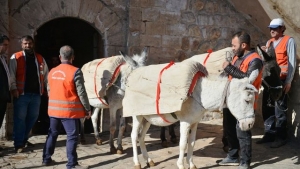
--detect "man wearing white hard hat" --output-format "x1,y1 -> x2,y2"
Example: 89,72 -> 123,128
256,18 -> 297,148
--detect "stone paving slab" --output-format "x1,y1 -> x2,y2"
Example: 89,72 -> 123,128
0,119 -> 299,169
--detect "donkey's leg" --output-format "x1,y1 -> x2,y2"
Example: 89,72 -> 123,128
79,118 -> 86,144
160,127 -> 168,148
116,109 -> 126,154
131,116 -> 143,169
177,121 -> 191,169
186,123 -> 198,169
139,120 -> 154,167
91,108 -> 102,145
169,123 -> 178,144
109,106 -> 118,154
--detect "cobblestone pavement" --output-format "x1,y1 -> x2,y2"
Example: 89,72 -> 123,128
0,119 -> 299,169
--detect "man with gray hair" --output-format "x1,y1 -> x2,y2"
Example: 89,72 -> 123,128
42,45 -> 91,169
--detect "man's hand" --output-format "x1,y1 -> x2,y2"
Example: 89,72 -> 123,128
85,110 -> 92,119
261,46 -> 267,52
11,89 -> 19,98
222,61 -> 230,69
283,83 -> 291,94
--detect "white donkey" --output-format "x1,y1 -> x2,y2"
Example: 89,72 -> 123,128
80,48 -> 148,154
123,73 -> 258,169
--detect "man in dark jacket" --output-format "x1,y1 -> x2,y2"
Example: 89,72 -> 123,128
0,34 -> 10,140
218,31 -> 263,169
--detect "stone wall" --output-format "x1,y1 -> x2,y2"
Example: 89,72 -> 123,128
127,0 -> 268,64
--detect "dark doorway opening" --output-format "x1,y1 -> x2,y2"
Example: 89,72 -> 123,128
33,17 -> 104,135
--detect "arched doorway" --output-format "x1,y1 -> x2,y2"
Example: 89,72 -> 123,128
33,17 -> 104,134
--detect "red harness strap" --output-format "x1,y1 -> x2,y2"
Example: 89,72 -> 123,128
188,49 -> 212,98
106,63 -> 125,88
94,58 -> 109,106
156,61 -> 175,123
188,71 -> 206,95
203,49 -> 213,66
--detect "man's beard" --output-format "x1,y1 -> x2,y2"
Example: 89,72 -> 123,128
234,46 -> 245,58
24,48 -> 34,54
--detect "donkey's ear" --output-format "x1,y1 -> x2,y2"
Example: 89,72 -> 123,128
248,69 -> 259,84
141,47 -> 149,56
257,44 -> 271,61
266,42 -> 276,59
119,51 -> 138,68
140,46 -> 149,63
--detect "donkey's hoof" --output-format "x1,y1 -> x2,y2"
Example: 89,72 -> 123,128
79,139 -> 86,145
110,147 -> 117,154
189,166 -> 197,169
96,139 -> 102,145
134,164 -> 141,169
146,160 -> 155,167
116,148 -> 123,154
170,137 -> 178,144
161,141 -> 168,148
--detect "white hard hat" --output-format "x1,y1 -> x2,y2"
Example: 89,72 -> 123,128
268,18 -> 285,28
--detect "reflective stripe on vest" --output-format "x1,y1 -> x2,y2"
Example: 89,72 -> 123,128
14,51 -> 45,94
267,36 -> 290,80
48,64 -> 85,119
229,52 -> 263,109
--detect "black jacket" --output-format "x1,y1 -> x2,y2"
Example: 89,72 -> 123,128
224,51 -> 263,79
0,60 -> 11,102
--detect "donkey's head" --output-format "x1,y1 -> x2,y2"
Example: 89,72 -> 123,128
226,76 -> 258,131
117,47 -> 149,95
257,43 -> 282,101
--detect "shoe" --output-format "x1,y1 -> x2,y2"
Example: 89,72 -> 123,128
270,138 -> 287,148
42,160 -> 56,166
218,156 -> 239,166
238,163 -> 250,169
70,165 -> 89,169
15,147 -> 23,153
25,141 -> 35,147
256,135 -> 275,144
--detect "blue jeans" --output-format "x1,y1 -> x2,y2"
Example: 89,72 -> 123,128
43,117 -> 79,169
13,93 -> 41,147
262,88 -> 288,139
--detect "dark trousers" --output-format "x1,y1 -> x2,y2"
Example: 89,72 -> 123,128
43,117 -> 79,169
0,102 -> 7,129
223,108 -> 252,164
262,87 -> 288,139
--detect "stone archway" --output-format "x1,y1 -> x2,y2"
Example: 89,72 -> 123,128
35,17 -> 103,68
32,17 -> 103,135
4,0 -> 127,139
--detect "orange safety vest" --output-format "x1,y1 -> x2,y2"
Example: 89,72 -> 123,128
48,64 -> 86,118
14,51 -> 45,95
229,52 -> 263,109
267,35 -> 290,80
